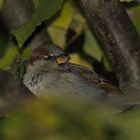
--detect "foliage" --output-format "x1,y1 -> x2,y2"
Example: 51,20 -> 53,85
11,0 -> 64,47
1,98 -> 140,140
120,0 -> 133,2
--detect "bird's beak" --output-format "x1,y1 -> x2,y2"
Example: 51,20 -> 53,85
56,54 -> 71,65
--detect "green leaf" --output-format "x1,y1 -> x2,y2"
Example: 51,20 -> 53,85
0,44 -> 19,70
127,5 -> 140,35
120,0 -> 133,2
52,0 -> 74,29
0,0 -> 4,10
11,0 -> 64,47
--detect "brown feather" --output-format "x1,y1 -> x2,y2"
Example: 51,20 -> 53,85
29,47 -> 50,65
62,63 -> 122,94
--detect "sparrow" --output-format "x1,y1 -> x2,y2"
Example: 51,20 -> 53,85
23,44 -> 122,101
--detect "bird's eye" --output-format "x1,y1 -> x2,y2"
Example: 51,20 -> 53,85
47,54 -> 56,61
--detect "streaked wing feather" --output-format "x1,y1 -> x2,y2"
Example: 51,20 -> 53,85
64,63 -> 121,93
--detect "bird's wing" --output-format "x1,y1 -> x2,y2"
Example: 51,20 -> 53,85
63,63 -> 121,94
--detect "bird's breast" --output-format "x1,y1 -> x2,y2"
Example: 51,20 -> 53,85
23,71 -> 107,100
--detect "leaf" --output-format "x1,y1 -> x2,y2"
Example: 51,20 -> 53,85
120,0 -> 133,2
127,5 -> 140,35
0,0 -> 4,10
84,27 -> 103,61
47,26 -> 66,47
21,47 -> 32,61
69,53 -> 92,69
0,44 -> 19,70
52,0 -> 74,29
11,0 -> 64,47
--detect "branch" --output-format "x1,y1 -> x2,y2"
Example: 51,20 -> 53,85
78,0 -> 140,94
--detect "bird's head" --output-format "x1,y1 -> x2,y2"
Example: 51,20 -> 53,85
27,45 -> 70,72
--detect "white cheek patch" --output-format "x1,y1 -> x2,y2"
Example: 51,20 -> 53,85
44,55 -> 48,59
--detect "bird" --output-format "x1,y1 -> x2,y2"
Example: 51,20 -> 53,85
23,44 -> 122,101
